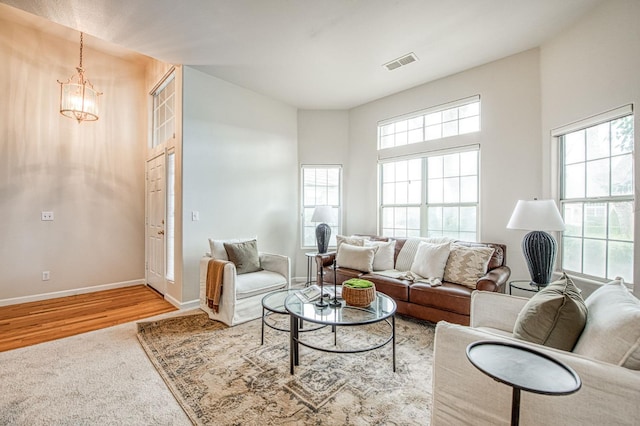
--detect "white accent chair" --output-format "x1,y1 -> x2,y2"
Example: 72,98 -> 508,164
431,290 -> 640,425
199,242 -> 290,326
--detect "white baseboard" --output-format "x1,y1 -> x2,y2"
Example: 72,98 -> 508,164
164,293 -> 200,311
0,279 -> 145,307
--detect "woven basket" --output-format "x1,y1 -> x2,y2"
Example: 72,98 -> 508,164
342,283 -> 376,307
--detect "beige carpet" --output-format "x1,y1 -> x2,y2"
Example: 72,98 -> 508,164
0,310 -> 191,425
137,311 -> 435,425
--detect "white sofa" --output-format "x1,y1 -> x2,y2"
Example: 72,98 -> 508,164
431,290 -> 640,425
199,252 -> 290,326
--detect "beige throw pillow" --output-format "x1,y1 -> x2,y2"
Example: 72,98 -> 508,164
223,239 -> 262,275
410,242 -> 451,280
364,240 -> 395,271
395,237 -> 453,272
443,244 -> 494,288
573,279 -> 640,369
513,273 -> 587,351
336,243 -> 377,273
336,235 -> 369,250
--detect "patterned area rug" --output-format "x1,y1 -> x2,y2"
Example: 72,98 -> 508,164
137,311 -> 435,425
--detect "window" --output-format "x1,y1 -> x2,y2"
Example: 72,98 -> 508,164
152,73 -> 175,148
165,151 -> 175,282
380,148 -> 479,239
378,96 -> 480,149
558,108 -> 634,282
301,166 -> 342,248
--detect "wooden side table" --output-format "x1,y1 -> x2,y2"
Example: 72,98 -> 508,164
466,340 -> 581,426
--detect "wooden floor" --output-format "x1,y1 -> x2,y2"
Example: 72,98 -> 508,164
0,285 -> 177,352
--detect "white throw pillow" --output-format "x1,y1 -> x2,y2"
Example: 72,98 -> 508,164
573,279 -> 640,370
410,242 -> 451,280
336,243 -> 378,273
443,244 -> 495,288
336,235 -> 369,250
364,240 -> 396,271
208,237 -> 257,261
395,237 -> 453,272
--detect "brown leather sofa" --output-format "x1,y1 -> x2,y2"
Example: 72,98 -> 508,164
315,237 -> 510,325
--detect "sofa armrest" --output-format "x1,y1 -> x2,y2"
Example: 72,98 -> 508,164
315,251 -> 337,269
470,291 -> 529,331
432,322 -> 640,426
475,265 -> 511,292
259,252 -> 291,287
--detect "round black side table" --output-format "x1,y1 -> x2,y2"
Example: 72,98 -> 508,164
509,280 -> 545,295
466,340 -> 581,426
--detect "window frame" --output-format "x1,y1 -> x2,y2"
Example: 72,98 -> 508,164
300,165 -> 343,250
554,105 -> 635,284
151,71 -> 176,149
378,146 -> 480,240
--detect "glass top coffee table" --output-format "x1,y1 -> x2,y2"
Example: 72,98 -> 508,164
261,289 -> 324,345
284,292 -> 397,375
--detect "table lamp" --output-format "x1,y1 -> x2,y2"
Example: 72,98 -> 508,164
311,206 -> 333,254
507,199 -> 565,286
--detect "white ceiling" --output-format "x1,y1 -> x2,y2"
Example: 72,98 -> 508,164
1,0 -> 603,109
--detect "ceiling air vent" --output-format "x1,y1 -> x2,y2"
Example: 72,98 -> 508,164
384,52 -> 418,71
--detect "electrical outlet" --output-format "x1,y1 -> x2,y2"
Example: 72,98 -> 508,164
42,271 -> 50,281
192,211 -> 200,221
41,211 -> 54,221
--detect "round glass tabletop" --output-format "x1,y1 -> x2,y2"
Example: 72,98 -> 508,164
284,292 -> 396,326
262,289 -> 299,314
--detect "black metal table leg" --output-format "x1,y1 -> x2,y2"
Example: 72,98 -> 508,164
392,314 -> 396,372
511,388 -> 520,426
261,307 -> 265,345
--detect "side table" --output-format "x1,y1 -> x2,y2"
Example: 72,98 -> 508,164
509,280 -> 545,295
466,340 -> 581,426
304,251 -> 318,286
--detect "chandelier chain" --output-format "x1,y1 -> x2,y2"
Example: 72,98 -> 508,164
79,32 -> 83,69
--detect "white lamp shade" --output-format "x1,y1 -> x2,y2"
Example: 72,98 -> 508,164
311,206 -> 333,223
507,199 -> 565,232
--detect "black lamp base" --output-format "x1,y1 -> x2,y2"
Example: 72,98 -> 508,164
316,223 -> 331,254
522,231 -> 557,286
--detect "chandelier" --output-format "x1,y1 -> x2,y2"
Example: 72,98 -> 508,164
57,32 -> 102,123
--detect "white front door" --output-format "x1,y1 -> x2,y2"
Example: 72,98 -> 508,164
146,154 -> 166,294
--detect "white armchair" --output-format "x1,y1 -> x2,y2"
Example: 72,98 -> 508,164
199,251 -> 290,326
431,291 -> 640,425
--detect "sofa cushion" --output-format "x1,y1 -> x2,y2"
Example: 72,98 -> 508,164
513,274 -> 587,351
573,279 -> 640,369
361,273 -> 410,302
443,244 -> 494,288
409,282 -> 474,316
364,240 -> 395,271
336,244 -> 377,273
410,242 -> 451,280
223,239 -> 262,275
395,237 -> 453,271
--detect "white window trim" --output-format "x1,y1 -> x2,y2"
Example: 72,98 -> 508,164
300,164 -> 343,249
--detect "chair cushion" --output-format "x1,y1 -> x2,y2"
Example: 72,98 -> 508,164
235,270 -> 287,300
573,279 -> 640,369
224,239 -> 262,275
513,273 -> 587,351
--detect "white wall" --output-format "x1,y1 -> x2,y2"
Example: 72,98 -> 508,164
540,0 -> 640,297
181,67 -> 299,302
296,110 -> 349,279
345,49 -> 542,281
0,13 -> 149,303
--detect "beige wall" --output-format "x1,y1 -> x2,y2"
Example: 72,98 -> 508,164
0,14 -> 150,302
540,0 -> 640,296
344,49 -> 542,281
